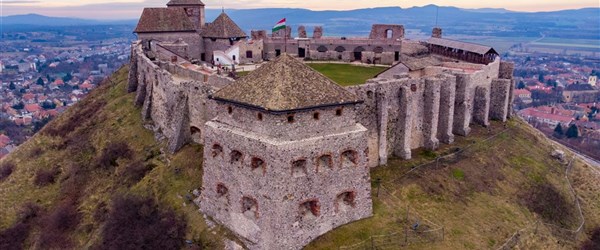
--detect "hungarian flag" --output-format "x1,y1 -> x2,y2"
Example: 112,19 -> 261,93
272,18 -> 286,32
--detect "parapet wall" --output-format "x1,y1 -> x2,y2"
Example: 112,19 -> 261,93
128,40 -> 512,167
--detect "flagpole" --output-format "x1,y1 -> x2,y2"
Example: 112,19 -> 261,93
284,24 -> 287,54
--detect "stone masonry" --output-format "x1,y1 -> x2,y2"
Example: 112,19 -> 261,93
128,4 -> 514,246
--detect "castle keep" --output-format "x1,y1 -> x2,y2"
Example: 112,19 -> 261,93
129,1 -> 515,249
201,54 -> 372,248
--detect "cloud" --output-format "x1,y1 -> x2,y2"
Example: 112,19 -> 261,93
2,0 -> 41,4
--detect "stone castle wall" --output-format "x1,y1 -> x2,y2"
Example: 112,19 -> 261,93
129,41 -> 234,150
130,39 -> 512,166
137,32 -> 203,60
201,102 -> 372,250
128,38 -> 513,249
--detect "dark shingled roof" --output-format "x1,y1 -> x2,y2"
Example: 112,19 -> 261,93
134,8 -> 196,33
167,0 -> 205,6
201,12 -> 247,38
427,37 -> 498,55
565,83 -> 596,91
212,54 -> 360,113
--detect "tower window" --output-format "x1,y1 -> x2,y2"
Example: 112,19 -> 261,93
313,112 -> 320,120
336,191 -> 356,212
250,157 -> 266,174
287,115 -> 295,123
317,154 -> 333,171
242,197 -> 258,219
341,150 -> 358,168
216,183 -> 228,197
230,150 -> 243,165
292,159 -> 307,177
257,113 -> 263,121
335,108 -> 343,116
211,144 -> 223,158
227,106 -> 233,114
299,200 -> 320,219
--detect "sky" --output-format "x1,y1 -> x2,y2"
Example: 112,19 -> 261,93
1,0 -> 599,19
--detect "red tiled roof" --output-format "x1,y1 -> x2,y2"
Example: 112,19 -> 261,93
25,103 -> 41,113
519,108 -> 574,123
513,89 -> 531,96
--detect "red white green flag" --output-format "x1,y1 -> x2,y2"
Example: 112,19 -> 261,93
272,18 -> 286,32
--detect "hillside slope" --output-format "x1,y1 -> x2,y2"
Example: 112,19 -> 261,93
1,66 -> 599,249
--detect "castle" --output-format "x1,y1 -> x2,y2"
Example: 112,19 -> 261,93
129,1 -> 515,249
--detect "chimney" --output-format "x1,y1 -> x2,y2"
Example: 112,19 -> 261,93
432,27 -> 442,38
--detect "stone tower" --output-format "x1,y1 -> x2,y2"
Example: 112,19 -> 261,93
201,11 -> 247,61
200,54 -> 373,249
167,0 -> 206,30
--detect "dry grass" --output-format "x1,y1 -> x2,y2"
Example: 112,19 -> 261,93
307,120 -> 600,249
0,66 -> 229,249
1,66 -> 599,249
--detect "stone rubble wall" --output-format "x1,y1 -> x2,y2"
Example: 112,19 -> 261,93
129,41 -> 233,151
201,102 -> 372,249
128,37 -> 514,249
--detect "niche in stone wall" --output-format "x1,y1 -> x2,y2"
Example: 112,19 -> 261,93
317,45 -> 328,53
292,159 -> 307,177
299,199 -> 320,220
341,150 -> 358,168
317,154 -> 333,171
230,150 -> 243,166
216,183 -> 229,205
190,126 -> 201,143
336,191 -> 356,212
211,144 -> 223,158
250,157 -> 266,175
242,196 -> 258,219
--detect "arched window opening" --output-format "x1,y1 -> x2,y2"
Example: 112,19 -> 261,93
292,159 -> 307,177
336,191 -> 356,212
386,29 -> 393,39
211,144 -> 223,158
299,200 -> 320,219
230,150 -> 243,165
251,157 -> 266,174
373,46 -> 384,54
317,45 -> 328,53
335,46 -> 346,52
217,183 -> 229,197
242,197 -> 258,219
354,46 -> 365,52
317,154 -> 333,171
227,106 -> 233,114
190,126 -> 201,135
341,150 -> 358,168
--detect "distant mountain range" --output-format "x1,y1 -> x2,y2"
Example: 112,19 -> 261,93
2,6 -> 599,39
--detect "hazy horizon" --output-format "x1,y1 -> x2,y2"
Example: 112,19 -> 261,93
1,0 -> 599,20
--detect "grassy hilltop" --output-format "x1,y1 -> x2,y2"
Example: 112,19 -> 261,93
1,66 -> 599,249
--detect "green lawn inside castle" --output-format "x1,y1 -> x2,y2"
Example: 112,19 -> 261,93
0,66 -> 600,249
238,63 -> 388,86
